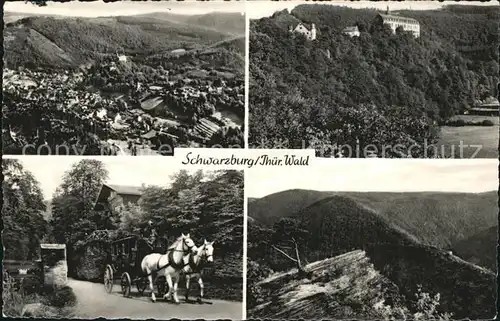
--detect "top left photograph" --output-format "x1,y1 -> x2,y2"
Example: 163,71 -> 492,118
3,0 -> 246,156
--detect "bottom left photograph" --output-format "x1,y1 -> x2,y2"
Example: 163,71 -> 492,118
2,156 -> 244,320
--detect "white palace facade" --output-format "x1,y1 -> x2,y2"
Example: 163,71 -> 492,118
374,7 -> 420,38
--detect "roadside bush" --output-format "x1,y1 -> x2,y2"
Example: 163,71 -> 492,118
44,286 -> 77,308
481,119 -> 495,126
21,275 -> 42,296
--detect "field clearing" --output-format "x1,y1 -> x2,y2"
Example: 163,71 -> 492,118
448,115 -> 499,125
438,116 -> 498,158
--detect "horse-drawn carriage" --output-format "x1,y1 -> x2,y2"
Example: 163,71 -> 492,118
103,235 -> 167,297
102,233 -> 215,304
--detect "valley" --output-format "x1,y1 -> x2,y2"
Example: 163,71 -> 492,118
3,10 -> 246,155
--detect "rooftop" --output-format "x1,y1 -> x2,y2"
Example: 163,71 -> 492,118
343,26 -> 359,32
105,183 -> 143,196
40,244 -> 66,249
379,13 -> 419,24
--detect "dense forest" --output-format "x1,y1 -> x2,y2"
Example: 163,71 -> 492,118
2,160 -> 244,301
249,4 -> 499,157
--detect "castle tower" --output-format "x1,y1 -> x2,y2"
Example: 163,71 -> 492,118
386,6 -> 390,15
310,23 -> 317,40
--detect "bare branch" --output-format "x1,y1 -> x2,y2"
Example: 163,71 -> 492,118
271,245 -> 298,263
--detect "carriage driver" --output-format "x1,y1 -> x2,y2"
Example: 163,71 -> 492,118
142,220 -> 159,250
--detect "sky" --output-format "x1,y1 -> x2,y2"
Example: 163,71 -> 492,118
247,0 -> 498,19
4,0 -> 245,17
247,159 -> 499,198
7,156 -> 206,200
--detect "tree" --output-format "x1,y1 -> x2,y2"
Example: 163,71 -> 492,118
2,159 -> 48,260
197,170 -> 244,251
50,160 -> 110,255
270,217 -> 310,278
27,0 -> 47,6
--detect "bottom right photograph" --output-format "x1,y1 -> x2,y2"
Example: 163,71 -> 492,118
246,160 -> 497,320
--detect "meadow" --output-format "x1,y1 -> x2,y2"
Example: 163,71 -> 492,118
438,115 -> 498,158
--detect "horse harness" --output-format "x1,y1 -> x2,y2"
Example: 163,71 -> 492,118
185,245 -> 213,275
143,239 -> 194,277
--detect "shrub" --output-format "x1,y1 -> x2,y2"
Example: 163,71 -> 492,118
373,285 -> 453,321
481,119 -> 495,126
43,286 -> 77,308
21,275 -> 43,296
3,279 -> 26,316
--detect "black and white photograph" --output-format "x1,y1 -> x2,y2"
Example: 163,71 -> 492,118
248,1 -> 499,158
246,160 -> 497,320
2,157 -> 243,319
3,0 -> 245,156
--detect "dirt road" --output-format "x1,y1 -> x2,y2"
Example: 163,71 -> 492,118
68,278 -> 243,320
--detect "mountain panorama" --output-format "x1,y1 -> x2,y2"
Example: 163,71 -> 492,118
3,10 -> 245,69
247,189 -> 498,320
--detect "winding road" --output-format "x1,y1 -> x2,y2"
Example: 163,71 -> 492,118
68,279 -> 243,320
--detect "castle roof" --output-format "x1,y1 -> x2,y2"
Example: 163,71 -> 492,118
379,13 -> 419,24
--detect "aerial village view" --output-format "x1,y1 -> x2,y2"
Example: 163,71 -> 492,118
3,1 -> 245,155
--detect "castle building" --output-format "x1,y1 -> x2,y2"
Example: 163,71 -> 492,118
342,26 -> 360,37
289,22 -> 317,41
373,6 -> 420,38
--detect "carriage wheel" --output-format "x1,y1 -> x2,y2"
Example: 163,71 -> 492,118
104,265 -> 114,293
156,276 -> 167,297
136,278 -> 147,295
121,272 -> 131,297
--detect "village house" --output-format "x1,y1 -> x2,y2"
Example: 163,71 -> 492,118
93,183 -> 143,214
342,26 -> 360,37
289,22 -> 317,41
373,7 -> 420,38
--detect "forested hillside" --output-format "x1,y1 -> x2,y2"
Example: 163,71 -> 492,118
249,4 -> 499,157
4,11 -> 245,69
249,190 -> 498,249
453,225 -> 498,272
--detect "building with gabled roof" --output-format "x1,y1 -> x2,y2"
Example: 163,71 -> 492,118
342,26 -> 360,37
289,22 -> 317,41
93,183 -> 143,213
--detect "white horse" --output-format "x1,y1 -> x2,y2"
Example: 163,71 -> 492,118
181,240 -> 214,303
141,233 -> 196,303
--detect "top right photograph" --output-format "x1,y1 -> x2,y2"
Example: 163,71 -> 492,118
248,1 -> 499,158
